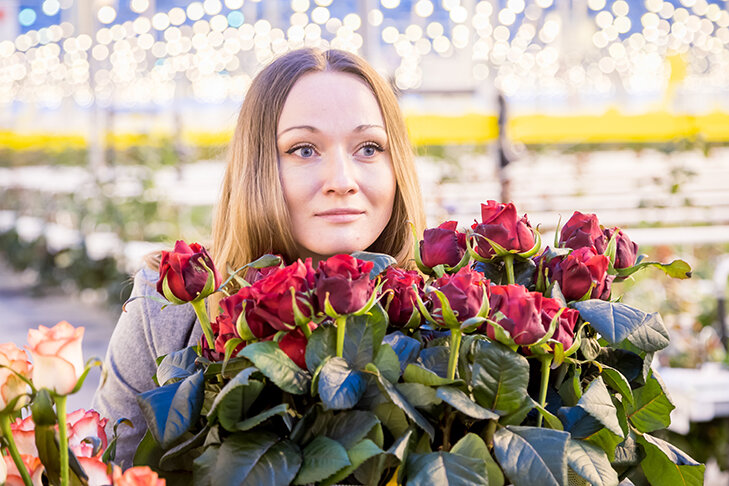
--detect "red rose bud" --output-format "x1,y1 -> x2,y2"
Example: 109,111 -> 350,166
539,297 -> 579,350
559,212 -> 606,251
382,267 -> 424,327
419,221 -> 467,268
249,259 -> 316,332
472,201 -> 535,258
316,254 -> 375,315
428,266 -> 489,326
596,227 -> 639,269
486,285 -> 546,345
550,247 -> 611,301
157,240 -> 221,303
220,287 -> 276,341
278,325 -> 316,369
202,313 -> 243,362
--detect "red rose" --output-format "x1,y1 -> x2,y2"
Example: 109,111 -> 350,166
595,227 -> 639,269
559,212 -> 606,251
157,241 -> 221,303
382,267 -> 424,327
419,221 -> 467,268
540,297 -> 580,350
249,259 -> 317,332
472,201 -> 535,258
202,312 -> 244,361
428,266 -> 489,326
278,325 -> 316,369
316,255 -> 375,315
220,287 -> 276,340
549,247 -> 612,301
485,285 -> 546,345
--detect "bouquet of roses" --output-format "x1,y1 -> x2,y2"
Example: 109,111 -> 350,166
0,321 -> 166,486
131,200 -> 700,486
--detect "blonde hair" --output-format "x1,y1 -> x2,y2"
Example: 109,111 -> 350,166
209,48 -> 425,312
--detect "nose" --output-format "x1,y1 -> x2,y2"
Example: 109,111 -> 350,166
321,146 -> 358,195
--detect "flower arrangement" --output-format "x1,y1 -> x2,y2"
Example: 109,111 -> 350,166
1,201 -> 703,486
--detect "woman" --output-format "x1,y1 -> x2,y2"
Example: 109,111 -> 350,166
92,48 -> 426,467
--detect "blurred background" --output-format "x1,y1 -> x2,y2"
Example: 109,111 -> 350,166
1,0 -> 729,482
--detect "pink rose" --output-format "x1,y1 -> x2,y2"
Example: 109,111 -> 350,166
0,343 -> 31,413
66,409 -> 109,458
26,321 -> 84,395
112,465 -> 166,486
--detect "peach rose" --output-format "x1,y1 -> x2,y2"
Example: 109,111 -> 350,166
27,321 -> 85,395
0,343 -> 31,413
3,454 -> 44,486
112,465 -> 166,486
78,456 -> 111,486
9,415 -> 37,457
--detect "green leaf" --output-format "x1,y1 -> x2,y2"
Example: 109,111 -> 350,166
533,400 -> 564,431
403,363 -> 462,387
586,428 -> 624,462
576,377 -> 624,438
342,314 -> 376,369
374,343 -> 401,383
625,312 -> 670,353
406,451 -> 488,486
625,373 -> 675,433
572,300 -> 649,345
293,436 -> 351,485
233,403 -> 290,432
239,341 -> 311,395
566,439 -> 619,486
305,324 -> 337,373
318,357 -> 367,410
638,434 -> 704,486
596,348 -> 644,384
206,367 -> 264,430
321,439 -> 384,486
350,303 -> 389,358
616,258 -> 692,279
601,365 -> 634,405
382,332 -> 421,374
133,429 -> 164,468
396,383 -> 442,408
156,347 -> 199,386
558,405 -> 604,440
370,365 -> 435,440
417,346 -> 450,378
436,386 -> 499,420
193,431 -> 301,486
293,408 -> 381,450
351,250 -> 397,278
451,433 -> 504,486
354,430 -> 413,486
471,340 -> 530,415
374,402 -> 410,438
493,426 -> 570,486
137,369 -> 205,449
159,425 -> 210,471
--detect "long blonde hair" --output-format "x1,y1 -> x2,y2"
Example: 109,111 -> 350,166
209,48 -> 425,312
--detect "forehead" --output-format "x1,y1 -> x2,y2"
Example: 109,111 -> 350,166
277,71 -> 385,132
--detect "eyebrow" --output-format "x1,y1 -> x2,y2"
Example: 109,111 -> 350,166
277,124 -> 385,138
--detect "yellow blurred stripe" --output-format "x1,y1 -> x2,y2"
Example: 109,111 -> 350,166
3,110 -> 729,151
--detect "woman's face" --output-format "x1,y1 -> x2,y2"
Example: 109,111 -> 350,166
277,71 -> 396,262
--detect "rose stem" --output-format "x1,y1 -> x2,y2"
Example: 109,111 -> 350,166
0,414 -> 33,486
537,355 -> 553,428
191,299 -> 215,350
447,329 -> 463,380
503,254 -> 516,285
56,394 -> 70,486
335,315 -> 347,358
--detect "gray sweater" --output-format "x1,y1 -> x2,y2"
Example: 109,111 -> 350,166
92,267 -> 201,467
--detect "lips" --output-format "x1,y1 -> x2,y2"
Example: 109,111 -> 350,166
315,208 -> 365,223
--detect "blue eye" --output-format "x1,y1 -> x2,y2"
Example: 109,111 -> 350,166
287,144 -> 317,158
299,146 -> 314,158
360,142 -> 384,157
